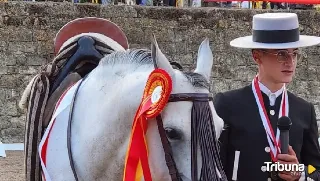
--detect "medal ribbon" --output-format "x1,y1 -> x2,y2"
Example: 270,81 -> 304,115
123,68 -> 172,181
251,75 -> 289,162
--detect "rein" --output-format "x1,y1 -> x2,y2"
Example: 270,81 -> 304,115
164,93 -> 227,181
155,93 -> 217,181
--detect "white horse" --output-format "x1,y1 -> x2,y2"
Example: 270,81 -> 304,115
20,35 -> 225,181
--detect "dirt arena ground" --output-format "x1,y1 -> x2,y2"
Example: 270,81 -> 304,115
0,151 -> 24,181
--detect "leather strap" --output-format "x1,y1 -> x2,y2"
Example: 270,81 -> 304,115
169,93 -> 213,102
156,115 -> 182,181
43,72 -> 82,128
67,76 -> 87,181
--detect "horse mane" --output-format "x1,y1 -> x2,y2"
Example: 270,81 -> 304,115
100,48 -> 211,90
99,48 -> 154,67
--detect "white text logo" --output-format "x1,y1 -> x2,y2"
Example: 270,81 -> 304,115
264,162 -> 305,172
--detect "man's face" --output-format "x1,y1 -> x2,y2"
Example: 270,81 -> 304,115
253,48 -> 300,84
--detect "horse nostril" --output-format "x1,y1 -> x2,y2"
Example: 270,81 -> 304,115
165,127 -> 182,140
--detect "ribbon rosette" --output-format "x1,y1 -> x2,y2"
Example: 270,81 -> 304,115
123,68 -> 173,181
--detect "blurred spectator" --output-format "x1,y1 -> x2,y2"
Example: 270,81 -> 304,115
222,1 -> 232,7
271,2 -> 285,9
261,1 -> 285,9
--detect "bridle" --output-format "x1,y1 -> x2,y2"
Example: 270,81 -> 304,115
155,93 -> 214,181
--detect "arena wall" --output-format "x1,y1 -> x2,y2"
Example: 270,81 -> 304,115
0,1 -> 320,143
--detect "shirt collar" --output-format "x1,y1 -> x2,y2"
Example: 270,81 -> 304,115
258,81 -> 284,97
258,81 -> 284,106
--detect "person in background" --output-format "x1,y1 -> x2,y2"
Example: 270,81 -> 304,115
271,2 -> 285,9
262,1 -> 268,9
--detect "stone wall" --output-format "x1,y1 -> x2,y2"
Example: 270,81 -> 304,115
0,1 -> 320,143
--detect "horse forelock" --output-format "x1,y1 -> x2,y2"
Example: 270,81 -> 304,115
182,72 -> 210,90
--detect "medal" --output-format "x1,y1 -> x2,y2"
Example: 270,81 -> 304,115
251,75 -> 289,162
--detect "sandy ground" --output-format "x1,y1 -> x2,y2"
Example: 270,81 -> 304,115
0,151 -> 24,181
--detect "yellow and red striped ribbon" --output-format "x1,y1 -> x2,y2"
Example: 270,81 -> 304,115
123,68 -> 172,181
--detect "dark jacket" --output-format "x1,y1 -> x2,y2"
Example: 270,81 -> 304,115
213,84 -> 320,181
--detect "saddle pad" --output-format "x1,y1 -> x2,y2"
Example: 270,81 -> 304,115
43,72 -> 82,128
39,78 -> 83,181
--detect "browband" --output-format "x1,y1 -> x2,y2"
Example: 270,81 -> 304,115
169,93 -> 213,102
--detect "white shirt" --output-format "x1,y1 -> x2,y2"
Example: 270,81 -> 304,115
258,81 -> 284,106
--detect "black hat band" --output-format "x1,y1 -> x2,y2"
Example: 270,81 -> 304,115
252,28 -> 300,43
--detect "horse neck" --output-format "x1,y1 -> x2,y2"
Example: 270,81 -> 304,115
92,63 -> 169,178
87,62 -> 158,138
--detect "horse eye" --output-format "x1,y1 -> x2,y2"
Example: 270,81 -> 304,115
165,127 -> 182,140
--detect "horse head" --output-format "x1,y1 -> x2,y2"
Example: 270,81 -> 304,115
144,35 -> 226,181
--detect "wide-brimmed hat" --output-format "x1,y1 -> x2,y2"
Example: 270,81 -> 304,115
230,13 -> 320,49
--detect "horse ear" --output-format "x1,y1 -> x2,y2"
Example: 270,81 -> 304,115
151,34 -> 175,77
194,38 -> 213,81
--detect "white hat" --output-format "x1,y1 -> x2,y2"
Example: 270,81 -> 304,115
230,13 -> 320,49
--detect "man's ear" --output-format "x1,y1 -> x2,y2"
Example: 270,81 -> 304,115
252,49 -> 262,64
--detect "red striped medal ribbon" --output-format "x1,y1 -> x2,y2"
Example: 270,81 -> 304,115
251,76 -> 289,162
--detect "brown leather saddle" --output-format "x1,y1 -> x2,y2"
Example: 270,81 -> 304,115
24,17 -> 129,181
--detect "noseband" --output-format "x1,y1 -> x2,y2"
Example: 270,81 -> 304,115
156,93 -> 213,181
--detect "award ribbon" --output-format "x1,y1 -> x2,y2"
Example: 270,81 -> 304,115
251,75 -> 289,162
123,68 -> 172,181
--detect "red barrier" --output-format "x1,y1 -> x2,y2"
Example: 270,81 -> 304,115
203,0 -> 320,4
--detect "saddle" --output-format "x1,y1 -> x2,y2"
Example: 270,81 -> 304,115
23,17 -> 129,181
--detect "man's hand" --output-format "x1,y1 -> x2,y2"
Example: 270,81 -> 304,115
277,146 -> 301,181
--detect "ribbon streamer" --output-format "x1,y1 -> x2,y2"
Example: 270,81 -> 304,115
123,68 -> 172,181
251,75 -> 288,162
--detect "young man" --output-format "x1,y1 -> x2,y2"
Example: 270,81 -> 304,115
214,13 -> 320,181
